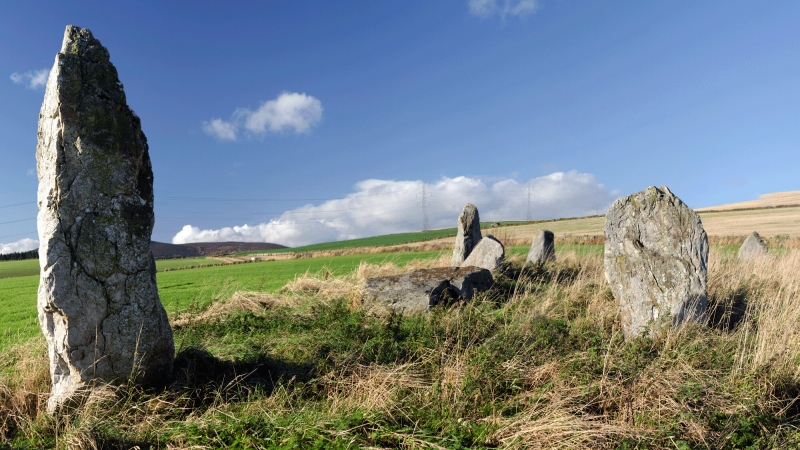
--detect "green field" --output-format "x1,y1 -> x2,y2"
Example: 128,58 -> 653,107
0,257 -> 221,279
0,259 -> 39,279
0,245 -> 599,350
0,250 -> 446,350
154,257 -> 221,271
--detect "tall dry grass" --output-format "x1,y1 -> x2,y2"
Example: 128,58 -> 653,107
3,247 -> 800,447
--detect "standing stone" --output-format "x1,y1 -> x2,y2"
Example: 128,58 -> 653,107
526,230 -> 555,266
37,26 -> 174,412
604,186 -> 708,339
462,235 -> 505,270
738,231 -> 769,260
451,203 -> 482,266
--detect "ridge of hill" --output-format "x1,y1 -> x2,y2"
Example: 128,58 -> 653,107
696,190 -> 800,212
150,241 -> 286,259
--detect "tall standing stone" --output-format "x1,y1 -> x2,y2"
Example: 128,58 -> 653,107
738,231 -> 769,260
604,186 -> 708,339
37,26 -> 174,412
526,230 -> 555,266
451,203 -> 482,266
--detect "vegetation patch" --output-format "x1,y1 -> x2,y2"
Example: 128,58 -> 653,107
2,248 -> 800,448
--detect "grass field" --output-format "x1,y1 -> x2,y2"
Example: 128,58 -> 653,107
0,245 -> 600,352
0,259 -> 38,279
0,250 -> 448,351
0,257 -> 222,280
5,248 -> 800,447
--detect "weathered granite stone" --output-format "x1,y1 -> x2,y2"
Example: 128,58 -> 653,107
526,230 -> 555,266
451,203 -> 482,266
37,26 -> 174,412
604,186 -> 708,340
738,231 -> 769,260
363,267 -> 494,314
462,235 -> 505,271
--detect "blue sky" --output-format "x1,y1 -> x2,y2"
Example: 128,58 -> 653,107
1,1 -> 799,251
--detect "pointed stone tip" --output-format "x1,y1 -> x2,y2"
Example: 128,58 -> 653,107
59,25 -> 104,60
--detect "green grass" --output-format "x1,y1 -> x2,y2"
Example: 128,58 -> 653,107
0,259 -> 39,279
158,250 -> 446,312
154,257 -> 221,271
0,275 -> 39,350
0,257 -> 223,280
5,253 -> 800,448
0,250 -> 447,351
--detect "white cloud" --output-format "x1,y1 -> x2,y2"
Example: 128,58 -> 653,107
203,92 -> 323,140
172,171 -> 616,247
469,0 -> 539,19
0,238 -> 39,255
202,118 -> 238,141
10,69 -> 49,89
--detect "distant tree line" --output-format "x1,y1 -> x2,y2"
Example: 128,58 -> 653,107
0,249 -> 38,261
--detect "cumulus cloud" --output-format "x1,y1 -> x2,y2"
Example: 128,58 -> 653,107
10,69 -> 49,89
0,238 -> 39,255
203,92 -> 323,140
172,171 -> 616,247
469,0 -> 539,19
202,118 -> 238,141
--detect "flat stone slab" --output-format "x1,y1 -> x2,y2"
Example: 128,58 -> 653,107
363,266 -> 494,314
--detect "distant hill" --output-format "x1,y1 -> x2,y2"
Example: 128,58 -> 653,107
697,191 -> 800,212
150,241 -> 287,259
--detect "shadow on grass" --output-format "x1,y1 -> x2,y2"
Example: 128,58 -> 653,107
707,286 -> 749,332
492,263 -> 582,299
171,347 -> 315,404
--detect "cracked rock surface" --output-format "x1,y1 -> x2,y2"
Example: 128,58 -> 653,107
451,203 -> 482,266
604,186 -> 708,339
37,25 -> 174,412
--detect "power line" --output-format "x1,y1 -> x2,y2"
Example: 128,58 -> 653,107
526,183 -> 533,221
0,201 -> 36,209
167,191 -> 405,202
0,218 -> 36,226
417,181 -> 430,232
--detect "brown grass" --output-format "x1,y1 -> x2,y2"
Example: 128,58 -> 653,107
5,247 -> 800,447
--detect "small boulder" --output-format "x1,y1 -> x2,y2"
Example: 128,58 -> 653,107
604,186 -> 708,339
462,235 -> 505,271
363,266 -> 494,314
526,230 -> 555,266
738,231 -> 769,260
451,203 -> 482,266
